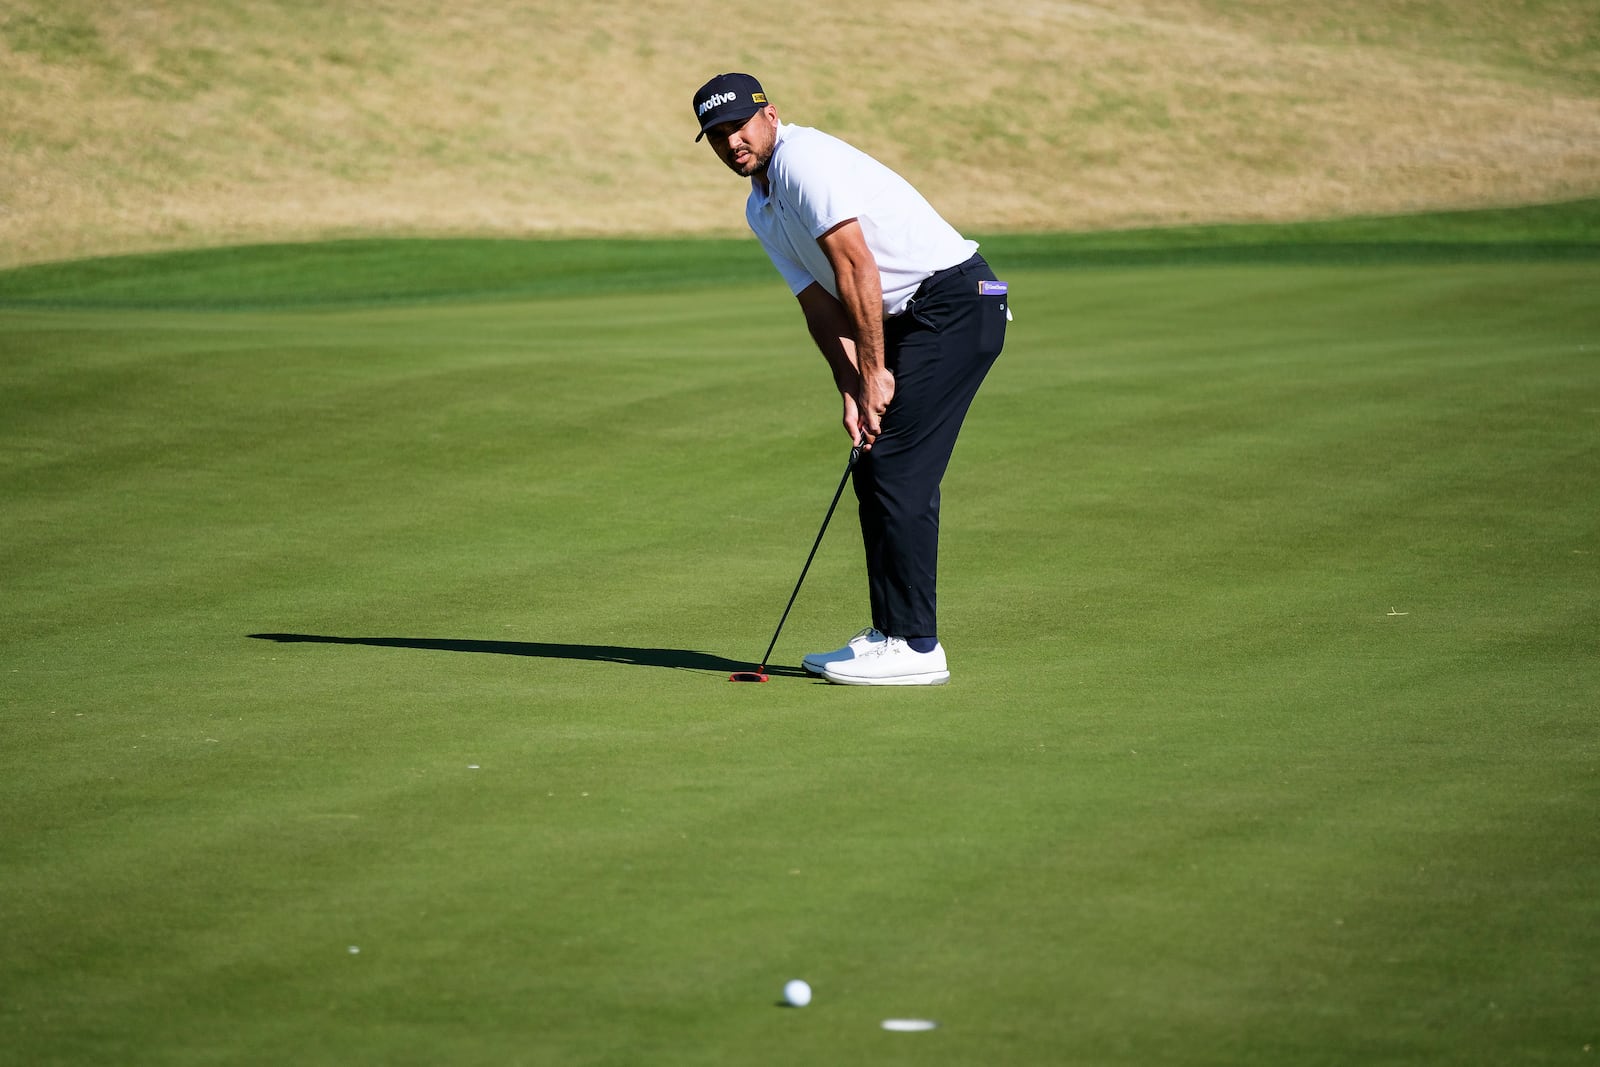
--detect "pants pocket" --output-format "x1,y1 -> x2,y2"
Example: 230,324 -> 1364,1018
978,290 -> 1008,358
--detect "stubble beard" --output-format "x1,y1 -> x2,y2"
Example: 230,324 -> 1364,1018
728,143 -> 772,181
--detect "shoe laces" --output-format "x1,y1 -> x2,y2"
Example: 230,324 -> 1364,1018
858,636 -> 911,658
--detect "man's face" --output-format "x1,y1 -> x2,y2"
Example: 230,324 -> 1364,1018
704,106 -> 779,179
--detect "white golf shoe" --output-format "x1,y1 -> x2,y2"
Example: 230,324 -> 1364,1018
821,637 -> 950,686
802,627 -> 886,675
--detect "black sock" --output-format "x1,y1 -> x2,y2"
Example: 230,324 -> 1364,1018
906,636 -> 938,654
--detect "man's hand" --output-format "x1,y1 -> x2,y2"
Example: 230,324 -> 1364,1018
856,365 -> 895,444
842,363 -> 895,448
841,391 -> 870,448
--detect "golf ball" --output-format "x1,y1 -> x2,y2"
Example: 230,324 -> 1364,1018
783,979 -> 812,1007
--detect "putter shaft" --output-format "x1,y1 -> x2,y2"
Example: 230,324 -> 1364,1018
754,439 -> 864,671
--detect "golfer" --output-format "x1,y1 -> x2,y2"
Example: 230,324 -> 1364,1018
693,73 -> 1008,686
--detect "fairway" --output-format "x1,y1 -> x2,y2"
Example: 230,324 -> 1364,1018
2,215 -> 1597,1064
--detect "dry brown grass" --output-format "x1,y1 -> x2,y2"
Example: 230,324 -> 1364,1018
2,0 -> 1597,267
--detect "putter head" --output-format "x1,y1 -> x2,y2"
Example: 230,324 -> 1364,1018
728,671 -> 769,683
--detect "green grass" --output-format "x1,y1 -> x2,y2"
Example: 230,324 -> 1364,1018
3,200 -> 1596,311
2,209 -> 1597,1065
0,238 -> 773,310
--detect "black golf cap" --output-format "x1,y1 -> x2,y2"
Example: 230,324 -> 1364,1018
692,73 -> 769,141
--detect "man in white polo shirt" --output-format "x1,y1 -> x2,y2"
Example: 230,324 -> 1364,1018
693,72 -> 1009,686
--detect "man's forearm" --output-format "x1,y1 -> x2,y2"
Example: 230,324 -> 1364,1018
808,327 -> 861,394
807,219 -> 895,440
832,257 -> 884,379
822,233 -> 893,438
797,283 -> 860,390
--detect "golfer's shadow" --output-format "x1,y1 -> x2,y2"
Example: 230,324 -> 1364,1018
247,633 -> 810,678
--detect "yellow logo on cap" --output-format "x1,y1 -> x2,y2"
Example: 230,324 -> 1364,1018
753,93 -> 767,103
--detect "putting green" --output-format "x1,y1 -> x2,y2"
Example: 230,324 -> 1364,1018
2,209 -> 1596,1064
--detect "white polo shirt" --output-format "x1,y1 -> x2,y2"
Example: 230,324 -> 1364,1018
745,122 -> 979,318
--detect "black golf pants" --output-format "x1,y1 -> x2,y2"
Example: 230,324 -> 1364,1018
853,253 -> 1007,639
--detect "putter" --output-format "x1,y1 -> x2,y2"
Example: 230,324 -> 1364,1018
730,436 -> 866,682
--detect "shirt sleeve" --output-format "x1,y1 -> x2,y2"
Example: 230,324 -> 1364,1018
779,137 -> 871,240
760,236 -> 817,296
